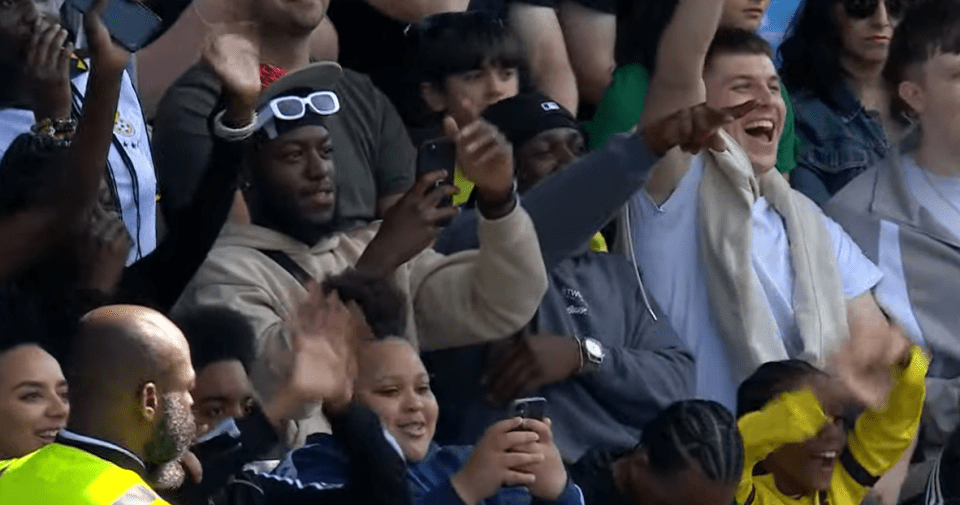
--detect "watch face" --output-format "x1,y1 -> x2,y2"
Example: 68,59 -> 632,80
585,339 -> 603,359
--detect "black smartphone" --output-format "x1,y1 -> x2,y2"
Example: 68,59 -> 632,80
508,397 -> 548,421
417,137 -> 457,207
67,0 -> 163,52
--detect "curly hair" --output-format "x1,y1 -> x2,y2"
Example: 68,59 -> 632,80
173,306 -> 257,374
322,269 -> 407,339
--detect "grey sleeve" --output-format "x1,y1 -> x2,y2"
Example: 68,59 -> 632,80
435,133 -> 659,270
579,293 -> 695,429
152,68 -> 222,215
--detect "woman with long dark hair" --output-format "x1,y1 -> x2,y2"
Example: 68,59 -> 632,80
780,0 -> 909,205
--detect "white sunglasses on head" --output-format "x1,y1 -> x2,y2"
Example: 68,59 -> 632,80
254,91 -> 341,135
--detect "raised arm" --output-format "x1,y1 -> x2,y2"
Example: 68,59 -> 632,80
834,346 -> 927,505
640,0 -> 721,126
121,31 -> 262,311
735,388 -> 832,505
557,1 -> 616,106
0,0 -> 131,282
434,100 -> 754,270
641,0 -> 725,204
509,3 -> 579,114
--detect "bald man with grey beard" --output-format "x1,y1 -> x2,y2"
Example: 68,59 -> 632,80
65,305 -> 198,490
0,306 -> 195,504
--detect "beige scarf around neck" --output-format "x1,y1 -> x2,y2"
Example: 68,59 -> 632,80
697,132 -> 849,384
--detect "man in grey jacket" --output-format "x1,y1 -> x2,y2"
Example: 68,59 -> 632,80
428,92 -> 749,461
825,0 -> 960,461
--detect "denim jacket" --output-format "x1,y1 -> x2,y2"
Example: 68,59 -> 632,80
790,82 -> 891,206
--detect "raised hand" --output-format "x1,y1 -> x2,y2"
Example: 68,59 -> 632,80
355,171 -> 459,277
641,101 -> 758,156
83,0 -> 131,75
263,286 -> 365,426
831,294 -> 914,409
443,98 -> 515,206
450,418 -> 544,505
201,29 -> 261,126
24,19 -> 73,120
287,287 -> 363,411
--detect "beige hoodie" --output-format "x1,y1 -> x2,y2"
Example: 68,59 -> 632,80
173,204 -> 548,444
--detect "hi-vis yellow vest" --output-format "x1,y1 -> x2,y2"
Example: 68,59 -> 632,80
0,443 -> 168,504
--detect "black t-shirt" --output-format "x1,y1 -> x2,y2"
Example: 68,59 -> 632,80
152,64 -> 416,231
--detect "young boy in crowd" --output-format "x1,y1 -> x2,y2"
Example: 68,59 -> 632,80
174,306 -> 258,438
276,335 -> 584,505
414,11 -> 525,204
734,339 -> 928,505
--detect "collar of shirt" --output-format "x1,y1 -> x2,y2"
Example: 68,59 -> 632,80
56,429 -> 147,477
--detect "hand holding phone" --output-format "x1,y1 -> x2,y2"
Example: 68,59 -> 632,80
68,0 -> 162,53
417,137 -> 457,208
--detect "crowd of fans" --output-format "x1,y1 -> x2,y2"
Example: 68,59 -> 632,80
0,0 -> 959,504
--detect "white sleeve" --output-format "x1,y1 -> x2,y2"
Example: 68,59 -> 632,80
822,213 -> 883,299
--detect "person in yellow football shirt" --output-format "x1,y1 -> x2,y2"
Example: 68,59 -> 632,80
734,334 -> 927,505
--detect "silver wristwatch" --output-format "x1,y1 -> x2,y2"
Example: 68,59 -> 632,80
579,337 -> 605,374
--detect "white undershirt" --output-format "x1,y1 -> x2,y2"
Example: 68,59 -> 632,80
902,154 -> 960,242
630,155 -> 882,410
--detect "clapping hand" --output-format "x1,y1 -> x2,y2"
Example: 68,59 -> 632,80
265,285 -> 365,426
287,286 -> 364,412
201,27 -> 261,127
827,295 -> 913,410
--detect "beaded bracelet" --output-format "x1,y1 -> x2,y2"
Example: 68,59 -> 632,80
31,117 -> 78,147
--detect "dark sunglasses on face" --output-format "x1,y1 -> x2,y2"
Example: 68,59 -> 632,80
842,0 -> 909,19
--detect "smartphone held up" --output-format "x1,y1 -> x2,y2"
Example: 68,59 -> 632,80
67,0 -> 162,52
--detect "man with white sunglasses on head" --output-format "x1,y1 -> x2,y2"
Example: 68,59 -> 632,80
173,34 -> 550,447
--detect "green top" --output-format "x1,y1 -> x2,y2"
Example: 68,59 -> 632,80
584,64 -> 799,173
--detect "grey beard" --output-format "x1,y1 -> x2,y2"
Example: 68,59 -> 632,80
148,459 -> 186,490
143,393 -> 195,467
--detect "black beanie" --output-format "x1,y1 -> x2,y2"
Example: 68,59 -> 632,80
481,92 -> 580,149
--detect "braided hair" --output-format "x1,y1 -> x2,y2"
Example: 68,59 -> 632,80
641,400 -> 744,483
736,360 -> 824,419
